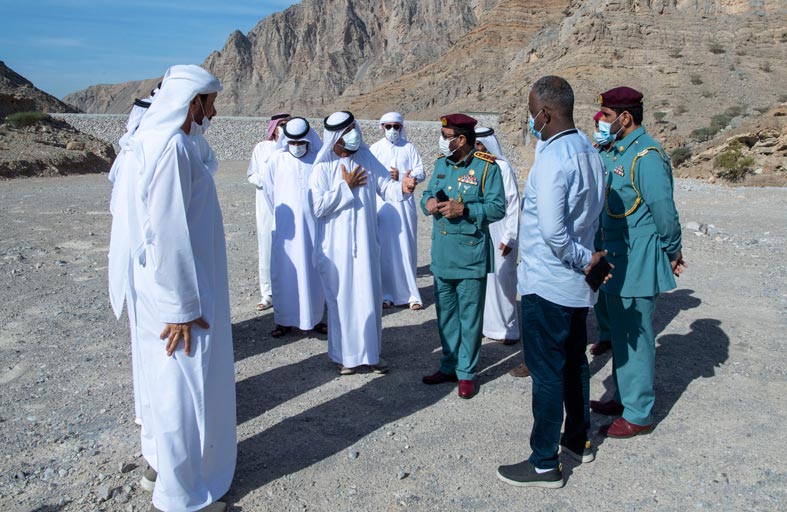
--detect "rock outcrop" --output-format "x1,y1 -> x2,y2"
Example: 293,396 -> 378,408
0,63 -> 115,179
0,61 -> 79,118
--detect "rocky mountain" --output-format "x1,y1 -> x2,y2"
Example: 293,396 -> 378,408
0,61 -> 79,118
63,0 -> 787,181
0,62 -> 114,179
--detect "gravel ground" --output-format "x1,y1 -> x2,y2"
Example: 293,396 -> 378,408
0,164 -> 785,511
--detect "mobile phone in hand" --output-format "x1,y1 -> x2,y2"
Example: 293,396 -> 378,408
435,189 -> 449,202
585,256 -> 612,292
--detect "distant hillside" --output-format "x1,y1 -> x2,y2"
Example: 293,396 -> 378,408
62,0 -> 787,182
0,61 -> 79,118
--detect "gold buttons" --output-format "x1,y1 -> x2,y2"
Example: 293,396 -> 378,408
448,186 -> 452,190
619,146 -> 625,152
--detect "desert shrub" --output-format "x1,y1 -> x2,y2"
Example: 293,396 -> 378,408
675,105 -> 688,115
653,111 -> 667,122
708,42 -> 726,54
752,105 -> 769,114
670,147 -> 693,166
690,127 -> 716,142
714,141 -> 755,182
710,113 -> 732,132
690,74 -> 703,85
760,61 -> 772,72
725,106 -> 744,117
668,48 -> 683,58
701,90 -> 715,98
6,111 -> 49,128
779,94 -> 787,103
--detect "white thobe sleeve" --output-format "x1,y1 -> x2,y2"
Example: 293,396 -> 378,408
409,145 -> 426,184
500,162 -> 521,249
309,162 -> 354,218
146,142 -> 202,324
261,158 -> 275,213
371,157 -> 405,203
194,136 -> 218,175
247,146 -> 265,188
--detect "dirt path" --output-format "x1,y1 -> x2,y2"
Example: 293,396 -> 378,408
0,164 -> 785,511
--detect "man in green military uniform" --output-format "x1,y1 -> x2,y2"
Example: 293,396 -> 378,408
421,113 -> 506,399
590,86 -> 686,437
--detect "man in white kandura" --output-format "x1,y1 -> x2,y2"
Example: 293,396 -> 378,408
310,111 -> 418,375
107,64 -> 235,512
261,117 -> 327,338
112,83 -> 159,428
248,113 -> 291,311
369,112 -> 426,310
475,126 -> 521,345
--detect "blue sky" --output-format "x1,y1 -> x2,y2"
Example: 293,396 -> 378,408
1,0 -> 299,99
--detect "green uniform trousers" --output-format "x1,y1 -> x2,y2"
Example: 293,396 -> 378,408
606,294 -> 657,426
594,289 -> 611,342
434,275 -> 487,380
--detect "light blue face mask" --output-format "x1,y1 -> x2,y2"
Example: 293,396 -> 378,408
596,113 -> 623,146
528,109 -> 545,141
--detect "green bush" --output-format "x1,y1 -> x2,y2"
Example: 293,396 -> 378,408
690,127 -> 716,142
670,147 -> 692,166
724,106 -> 744,117
653,111 -> 667,122
6,111 -> 49,128
710,113 -> 732,132
714,141 -> 755,182
690,74 -> 703,85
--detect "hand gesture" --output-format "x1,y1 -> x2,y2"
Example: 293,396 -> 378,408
341,164 -> 367,189
584,250 -> 614,284
499,242 -> 513,257
160,317 -> 210,356
401,170 -> 417,194
671,250 -> 687,277
437,199 -> 465,219
389,166 -> 400,181
425,197 -> 439,215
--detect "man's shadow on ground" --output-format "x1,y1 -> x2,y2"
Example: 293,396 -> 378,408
586,289 -> 728,448
227,318 -> 514,504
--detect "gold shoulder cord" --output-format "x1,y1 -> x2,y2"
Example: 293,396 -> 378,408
481,161 -> 490,194
605,146 -> 668,219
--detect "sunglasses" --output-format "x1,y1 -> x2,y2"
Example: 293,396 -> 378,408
383,124 -> 401,130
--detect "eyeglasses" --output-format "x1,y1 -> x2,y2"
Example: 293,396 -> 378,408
383,124 -> 401,130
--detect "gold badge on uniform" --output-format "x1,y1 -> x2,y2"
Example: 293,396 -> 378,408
613,165 -> 625,177
468,169 -> 475,176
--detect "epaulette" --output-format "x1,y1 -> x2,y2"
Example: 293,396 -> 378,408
474,151 -> 496,163
435,154 -> 446,161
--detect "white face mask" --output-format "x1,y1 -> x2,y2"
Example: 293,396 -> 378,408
190,99 -> 210,136
341,127 -> 362,151
288,142 -> 308,158
439,135 -> 456,157
385,127 -> 400,144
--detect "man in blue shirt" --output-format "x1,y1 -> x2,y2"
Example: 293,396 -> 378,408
497,76 -> 609,489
